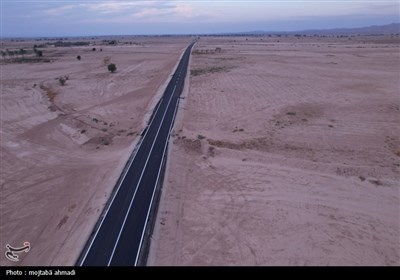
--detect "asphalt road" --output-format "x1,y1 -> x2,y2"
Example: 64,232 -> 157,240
78,41 -> 196,266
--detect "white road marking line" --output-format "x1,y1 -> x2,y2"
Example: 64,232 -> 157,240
107,85 -> 177,266
134,86 -> 182,266
78,99 -> 163,266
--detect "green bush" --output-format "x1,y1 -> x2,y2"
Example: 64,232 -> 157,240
107,63 -> 117,73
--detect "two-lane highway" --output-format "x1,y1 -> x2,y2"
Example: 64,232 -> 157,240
78,41 -> 195,266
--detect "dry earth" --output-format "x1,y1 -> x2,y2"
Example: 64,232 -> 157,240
149,36 -> 400,266
0,37 -> 189,265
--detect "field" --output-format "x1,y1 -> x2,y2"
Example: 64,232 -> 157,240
0,37 -> 189,265
148,36 -> 400,265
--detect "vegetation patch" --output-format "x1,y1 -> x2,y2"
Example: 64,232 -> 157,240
53,41 -> 90,47
40,85 -> 57,103
232,128 -> 244,132
191,66 -> 231,76
108,63 -> 117,73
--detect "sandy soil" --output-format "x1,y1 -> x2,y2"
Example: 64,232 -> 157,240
148,36 -> 400,266
0,37 -> 189,265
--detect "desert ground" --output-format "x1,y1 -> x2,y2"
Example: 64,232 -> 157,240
0,37 -> 190,265
148,35 -> 400,265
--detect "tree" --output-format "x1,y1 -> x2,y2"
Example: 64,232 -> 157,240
77,55 -> 81,60
107,63 -> 116,73
7,49 -> 14,58
19,48 -> 26,57
34,48 -> 43,57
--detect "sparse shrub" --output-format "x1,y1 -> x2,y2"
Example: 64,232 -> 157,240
287,112 -> 296,116
369,179 -> 382,186
77,55 -> 81,60
58,77 -> 66,86
35,50 -> 43,57
107,63 -> 117,73
197,134 -> 205,140
54,41 -> 90,47
191,66 -> 230,76
92,47 -> 96,51
19,48 -> 26,57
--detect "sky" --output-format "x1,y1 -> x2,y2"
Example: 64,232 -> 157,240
1,0 -> 399,37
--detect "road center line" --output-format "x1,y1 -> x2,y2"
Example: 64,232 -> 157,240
78,98 -> 164,266
133,83 -> 183,266
107,85 -> 177,266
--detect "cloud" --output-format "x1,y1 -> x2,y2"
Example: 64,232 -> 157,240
75,1 -> 214,23
174,4 -> 194,18
79,1 -> 173,15
3,0 -> 397,36
133,8 -> 173,19
44,4 -> 75,16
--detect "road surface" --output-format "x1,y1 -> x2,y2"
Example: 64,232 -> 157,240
78,41 -> 195,266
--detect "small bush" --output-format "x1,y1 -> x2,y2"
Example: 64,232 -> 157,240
58,77 -> 66,86
107,63 -> 117,73
77,55 -> 81,60
92,47 -> 96,51
35,50 -> 43,57
191,66 -> 230,76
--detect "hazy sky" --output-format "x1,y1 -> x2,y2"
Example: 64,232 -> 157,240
1,0 -> 399,36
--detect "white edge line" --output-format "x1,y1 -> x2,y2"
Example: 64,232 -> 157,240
79,96 -> 164,265
107,85 -> 177,266
134,49 -> 192,266
80,43 -> 190,266
133,86 -> 181,266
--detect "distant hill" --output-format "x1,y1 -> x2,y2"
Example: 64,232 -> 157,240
238,23 -> 400,36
